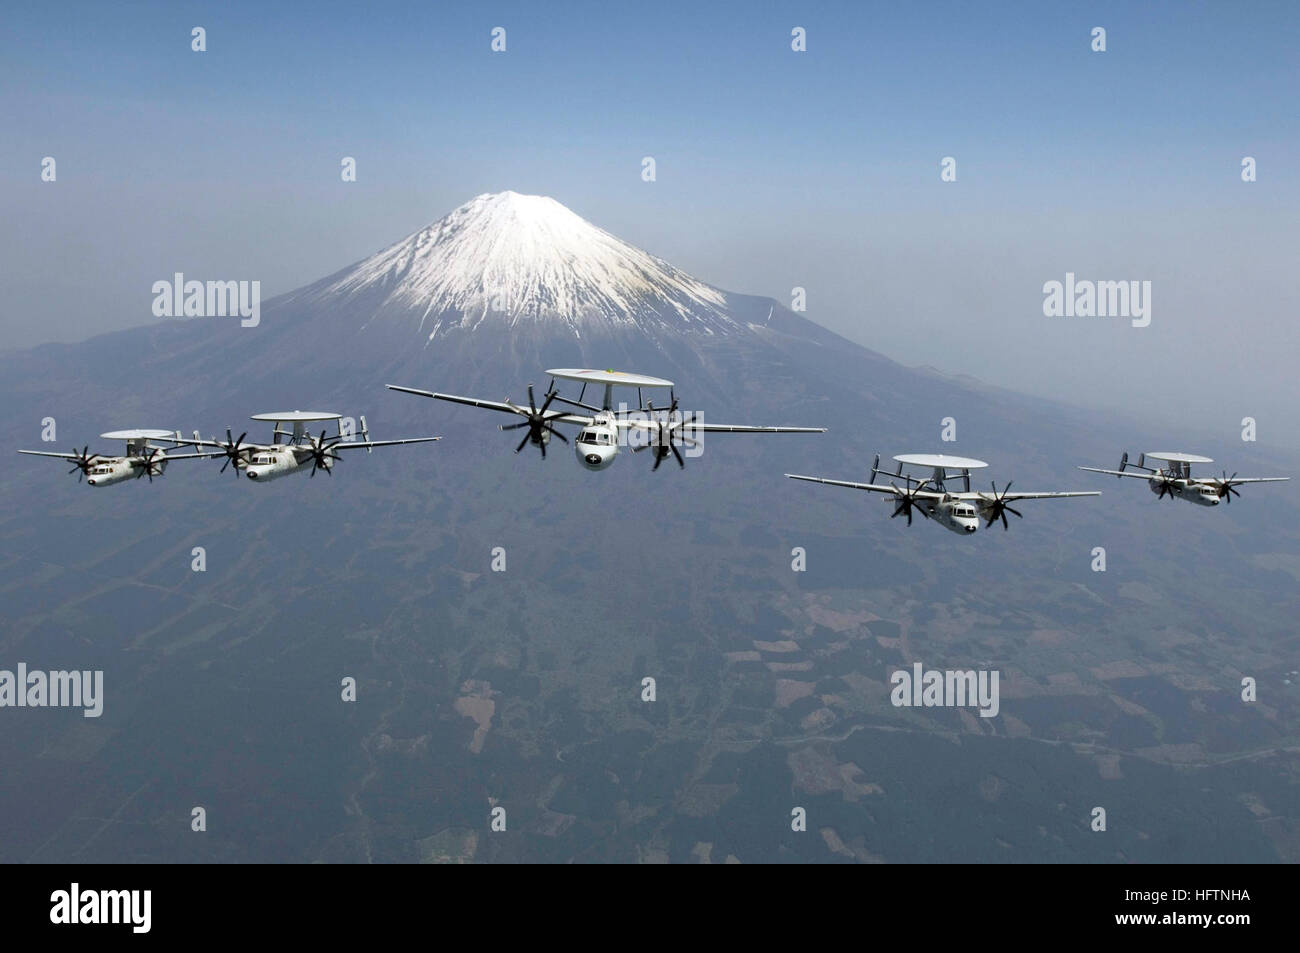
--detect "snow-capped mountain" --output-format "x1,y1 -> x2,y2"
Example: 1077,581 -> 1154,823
289,191 -> 742,341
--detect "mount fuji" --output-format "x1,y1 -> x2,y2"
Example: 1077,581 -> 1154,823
0,193 -> 1295,864
296,191 -> 742,341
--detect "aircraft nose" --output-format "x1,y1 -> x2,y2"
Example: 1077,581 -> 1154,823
86,478 -> 97,486
965,523 -> 977,533
245,469 -> 258,480
585,454 -> 601,466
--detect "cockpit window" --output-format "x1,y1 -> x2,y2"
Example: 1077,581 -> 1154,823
579,431 -> 597,444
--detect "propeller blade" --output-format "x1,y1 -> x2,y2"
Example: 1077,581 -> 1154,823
515,432 -> 531,454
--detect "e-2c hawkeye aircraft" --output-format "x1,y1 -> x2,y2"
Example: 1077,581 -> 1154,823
1079,452 -> 1288,506
178,411 -> 438,481
787,453 -> 1100,534
18,429 -> 219,486
387,368 -> 825,471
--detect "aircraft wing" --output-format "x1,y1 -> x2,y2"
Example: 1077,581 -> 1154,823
148,451 -> 224,461
1078,466 -> 1153,480
785,474 -> 944,498
18,449 -> 94,461
388,385 -> 518,414
685,424 -> 826,434
618,420 -> 825,434
1205,476 -> 1290,485
386,385 -> 592,426
331,437 -> 441,451
171,436 -> 270,452
959,490 -> 1102,501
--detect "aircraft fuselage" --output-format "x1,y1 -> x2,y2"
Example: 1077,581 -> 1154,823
243,447 -> 320,482
1149,475 -> 1221,506
893,495 -> 981,534
85,455 -> 169,486
574,416 -> 619,471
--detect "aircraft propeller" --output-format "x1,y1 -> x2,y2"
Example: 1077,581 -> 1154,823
501,384 -> 568,458
136,447 -> 165,482
66,446 -> 98,482
889,479 -> 931,525
306,430 -> 343,477
633,396 -> 696,470
1154,475 -> 1179,501
217,429 -> 251,476
1216,471 -> 1242,503
983,480 -> 1023,530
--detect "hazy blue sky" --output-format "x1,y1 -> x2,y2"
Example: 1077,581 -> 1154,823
2,1 -> 1296,440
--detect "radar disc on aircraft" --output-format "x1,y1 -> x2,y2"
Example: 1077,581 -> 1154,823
892,453 -> 989,470
545,369 -> 674,388
249,411 -> 343,422
1145,452 -> 1214,464
100,429 -> 175,441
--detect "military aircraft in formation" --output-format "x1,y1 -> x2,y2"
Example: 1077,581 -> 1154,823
16,374 -> 1291,535
20,414 -> 437,485
1078,451 -> 1289,506
18,429 -> 219,486
174,412 -> 437,482
786,453 -> 1100,534
388,368 -> 825,471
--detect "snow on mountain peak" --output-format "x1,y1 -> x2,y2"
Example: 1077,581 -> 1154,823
311,192 -> 737,339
